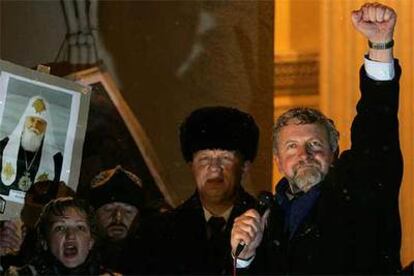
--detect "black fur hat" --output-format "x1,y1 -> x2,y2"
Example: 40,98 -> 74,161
89,165 -> 144,210
180,106 -> 259,162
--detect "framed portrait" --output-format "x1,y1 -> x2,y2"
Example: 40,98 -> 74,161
67,66 -> 174,208
0,60 -> 90,220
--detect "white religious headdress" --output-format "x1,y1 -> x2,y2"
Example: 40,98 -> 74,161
1,96 -> 60,187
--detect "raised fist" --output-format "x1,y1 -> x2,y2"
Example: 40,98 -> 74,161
351,2 -> 396,43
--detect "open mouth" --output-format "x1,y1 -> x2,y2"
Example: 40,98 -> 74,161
63,242 -> 78,258
206,177 -> 224,184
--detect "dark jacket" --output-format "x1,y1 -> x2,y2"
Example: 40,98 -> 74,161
4,250 -> 116,275
246,63 -> 403,275
133,186 -> 256,275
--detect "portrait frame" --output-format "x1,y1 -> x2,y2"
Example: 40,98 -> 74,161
0,59 -> 90,220
67,65 -> 174,207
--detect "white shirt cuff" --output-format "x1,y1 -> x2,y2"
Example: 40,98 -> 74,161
364,56 -> 395,81
235,255 -> 255,268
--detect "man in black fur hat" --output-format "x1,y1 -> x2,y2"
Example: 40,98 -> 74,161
135,106 -> 259,275
88,165 -> 144,272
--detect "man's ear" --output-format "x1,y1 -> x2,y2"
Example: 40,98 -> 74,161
41,239 -> 48,250
188,161 -> 195,171
242,161 -> 251,175
274,154 -> 283,173
333,147 -> 339,161
89,237 -> 95,250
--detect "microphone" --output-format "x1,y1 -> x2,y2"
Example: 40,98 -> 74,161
234,191 -> 274,257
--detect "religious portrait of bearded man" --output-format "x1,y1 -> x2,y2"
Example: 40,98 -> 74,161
0,95 -> 63,199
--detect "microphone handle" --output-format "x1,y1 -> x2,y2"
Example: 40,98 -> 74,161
235,241 -> 246,257
234,191 -> 273,257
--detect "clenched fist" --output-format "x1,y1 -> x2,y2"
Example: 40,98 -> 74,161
0,220 -> 24,256
351,2 -> 396,43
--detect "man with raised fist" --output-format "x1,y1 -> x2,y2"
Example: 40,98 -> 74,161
231,3 -> 402,274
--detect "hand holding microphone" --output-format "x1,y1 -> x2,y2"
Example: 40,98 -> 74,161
231,191 -> 273,260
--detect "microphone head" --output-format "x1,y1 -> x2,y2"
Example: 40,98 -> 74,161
256,191 -> 274,215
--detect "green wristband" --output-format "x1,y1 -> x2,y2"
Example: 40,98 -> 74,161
368,39 -> 394,50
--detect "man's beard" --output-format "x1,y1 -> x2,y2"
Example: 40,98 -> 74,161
105,222 -> 129,241
21,128 -> 44,152
289,160 -> 325,193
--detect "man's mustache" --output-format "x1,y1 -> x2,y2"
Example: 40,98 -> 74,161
27,126 -> 43,136
107,222 -> 128,229
293,160 -> 321,171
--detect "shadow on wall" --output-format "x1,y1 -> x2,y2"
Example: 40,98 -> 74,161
98,1 -> 274,204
